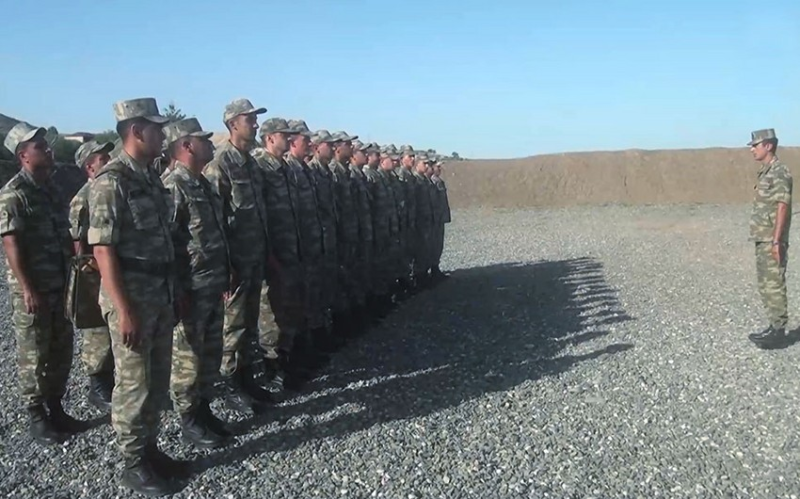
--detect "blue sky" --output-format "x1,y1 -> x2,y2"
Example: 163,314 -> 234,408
1,0 -> 798,159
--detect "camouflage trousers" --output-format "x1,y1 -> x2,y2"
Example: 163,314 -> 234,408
170,289 -> 224,415
80,326 -> 112,376
370,242 -> 392,296
431,223 -> 445,267
102,291 -> 173,459
756,242 -> 789,330
335,246 -> 357,313
413,226 -> 433,274
351,243 -> 372,306
220,264 -> 263,377
303,258 -> 327,330
395,231 -> 411,281
11,289 -> 74,409
259,263 -> 305,360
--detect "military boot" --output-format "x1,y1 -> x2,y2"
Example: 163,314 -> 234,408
144,443 -> 191,480
198,399 -> 231,437
222,373 -> 255,414
27,405 -> 66,446
240,363 -> 274,405
750,326 -> 786,349
431,266 -> 449,282
47,398 -> 87,434
180,409 -> 228,449
87,373 -> 113,412
121,457 -> 175,497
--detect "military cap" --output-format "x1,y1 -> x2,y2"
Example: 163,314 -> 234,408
163,118 -> 213,145
312,130 -> 338,145
748,128 -> 778,146
288,119 -> 312,136
381,144 -> 398,154
223,98 -> 267,124
351,139 -> 369,152
259,117 -> 294,137
330,131 -> 359,143
74,140 -> 115,168
3,122 -> 47,154
415,152 -> 429,162
399,144 -> 415,155
364,142 -> 381,153
113,98 -> 169,124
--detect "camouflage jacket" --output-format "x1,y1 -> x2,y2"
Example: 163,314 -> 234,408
285,154 -> 326,260
0,169 -> 72,293
750,157 -> 793,243
88,151 -> 175,300
413,171 -> 436,230
371,168 -> 400,244
308,157 -> 338,247
350,166 -> 374,247
395,167 -> 416,233
163,162 -> 230,295
251,148 -> 302,266
69,181 -> 91,245
203,140 -> 269,272
330,159 -> 359,256
431,174 -> 451,224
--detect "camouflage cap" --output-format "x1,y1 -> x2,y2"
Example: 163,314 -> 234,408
3,122 -> 47,154
223,98 -> 267,124
288,119 -> 312,136
415,152 -> 430,163
259,117 -> 294,137
399,144 -> 415,155
112,98 -> 169,124
748,128 -> 777,146
351,139 -> 369,152
163,118 -> 213,145
74,140 -> 115,168
365,142 -> 381,153
331,131 -> 359,143
312,130 -> 338,145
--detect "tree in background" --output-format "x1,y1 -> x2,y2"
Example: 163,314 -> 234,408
51,137 -> 80,163
162,102 -> 186,122
94,129 -> 118,143
451,152 -> 461,160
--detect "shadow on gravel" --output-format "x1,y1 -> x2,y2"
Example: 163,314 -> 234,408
192,256 -> 635,476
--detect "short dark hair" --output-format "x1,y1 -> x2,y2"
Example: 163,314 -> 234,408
116,117 -> 150,141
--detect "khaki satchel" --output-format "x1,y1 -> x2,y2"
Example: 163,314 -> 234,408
65,254 -> 105,329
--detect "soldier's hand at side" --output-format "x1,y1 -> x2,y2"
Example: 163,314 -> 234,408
772,243 -> 783,263
118,310 -> 141,349
22,286 -> 41,314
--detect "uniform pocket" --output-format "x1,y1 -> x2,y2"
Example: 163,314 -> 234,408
231,180 -> 255,210
128,190 -> 159,230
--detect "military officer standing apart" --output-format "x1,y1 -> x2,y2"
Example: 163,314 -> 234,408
70,140 -> 116,411
203,99 -> 270,413
747,128 -> 793,349
1,123 -> 80,446
411,153 -> 436,288
162,118 -> 232,449
89,98 -> 181,495
430,157 -> 451,281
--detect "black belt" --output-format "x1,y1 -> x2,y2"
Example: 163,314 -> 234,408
118,257 -> 173,277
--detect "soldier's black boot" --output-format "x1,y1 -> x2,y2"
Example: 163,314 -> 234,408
750,326 -> 786,349
47,398 -> 87,434
198,399 -> 231,437
180,409 -> 228,449
263,356 -> 289,402
222,373 -> 255,414
431,265 -> 449,282
144,443 -> 191,480
241,363 -> 274,405
121,457 -> 175,497
27,405 -> 66,446
87,373 -> 113,412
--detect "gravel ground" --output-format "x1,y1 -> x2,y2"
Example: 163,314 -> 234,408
2,204 -> 800,498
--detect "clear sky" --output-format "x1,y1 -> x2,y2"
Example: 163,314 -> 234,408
1,0 -> 798,159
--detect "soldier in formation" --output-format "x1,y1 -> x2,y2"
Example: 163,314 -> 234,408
2,96 -> 453,496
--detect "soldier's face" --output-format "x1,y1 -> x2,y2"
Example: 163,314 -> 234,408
367,152 -> 380,168
336,141 -> 353,159
86,151 -> 111,179
402,154 -> 415,168
140,122 -> 165,159
317,142 -> 333,160
291,135 -> 310,158
750,141 -> 771,162
269,132 -> 289,155
190,137 -> 215,164
19,138 -> 54,171
433,165 -> 441,176
380,157 -> 394,171
352,150 -> 367,166
230,113 -> 259,142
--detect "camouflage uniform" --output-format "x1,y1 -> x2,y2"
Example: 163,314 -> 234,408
749,131 -> 793,333
369,164 -> 400,296
350,154 -> 374,300
412,165 -> 436,276
204,139 -> 269,378
164,159 -> 229,416
69,180 -> 113,376
0,126 -> 74,410
88,99 -> 175,459
431,170 -> 451,269
307,143 -> 339,314
251,132 -> 304,360
285,122 -> 327,332
389,166 -> 409,282
330,155 -> 359,310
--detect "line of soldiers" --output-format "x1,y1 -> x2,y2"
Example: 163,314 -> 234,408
0,96 -> 451,496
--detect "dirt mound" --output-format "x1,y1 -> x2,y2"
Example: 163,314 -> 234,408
442,147 -> 800,208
